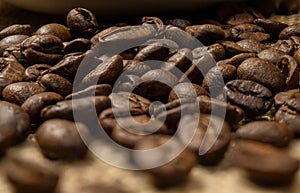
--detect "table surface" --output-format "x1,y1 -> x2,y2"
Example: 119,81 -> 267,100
0,1 -> 300,193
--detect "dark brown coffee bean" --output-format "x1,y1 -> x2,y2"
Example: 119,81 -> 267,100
162,48 -> 192,73
41,96 -> 111,121
0,56 -> 25,89
0,101 -> 30,153
236,121 -> 294,147
178,114 -> 231,165
0,35 -> 29,56
272,39 -> 295,54
114,74 -> 144,95
40,73 -> 73,97
257,48 -> 286,64
229,140 -> 299,185
123,60 -> 151,76
226,12 -> 254,25
67,7 -> 98,38
207,43 -> 225,61
275,105 -> 300,135
278,0 -> 299,15
0,24 -> 31,40
274,89 -> 300,112
253,19 -> 288,40
216,53 -> 256,67
218,40 -> 251,58
185,24 -> 225,45
21,92 -> 64,123
64,38 -> 91,54
2,82 -> 45,105
231,24 -> 270,42
20,34 -> 64,65
77,183 -> 128,193
165,25 -> 197,49
111,115 -> 168,148
202,64 -> 237,94
134,42 -> 169,61
276,55 -> 299,89
24,64 -> 51,81
66,84 -> 112,100
237,58 -> 286,93
133,135 -> 197,187
35,23 -> 72,42
165,18 -> 192,30
5,157 -> 59,193
224,79 -> 273,116
168,82 -> 209,102
36,119 -> 89,159
82,55 -> 123,85
236,39 -> 266,53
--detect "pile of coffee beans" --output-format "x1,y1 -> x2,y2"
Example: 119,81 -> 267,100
0,2 -> 299,192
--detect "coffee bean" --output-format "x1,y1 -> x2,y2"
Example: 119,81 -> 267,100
231,24 -> 270,42
216,53 -> 256,67
35,23 -> 72,42
165,18 -> 192,30
224,79 -> 273,116
0,101 -> 30,153
168,82 -> 209,102
162,48 -> 193,73
275,105 -> 300,135
64,38 -> 91,54
5,157 -> 59,193
40,73 -> 73,97
236,39 -> 266,53
0,24 -> 31,40
67,8 -> 98,38
133,135 -> 197,187
2,82 -> 45,105
65,84 -> 112,100
236,121 -> 294,147
134,42 -> 169,61
36,119 -> 89,159
0,34 -> 29,56
237,58 -> 286,93
272,39 -> 295,54
229,140 -> 299,185
226,12 -> 254,25
0,56 -> 25,89
123,60 -> 151,76
274,89 -> 300,112
257,48 -> 286,64
253,19 -> 288,40
24,64 -> 51,82
21,92 -> 64,123
218,40 -> 251,57
178,114 -> 231,165
207,43 -> 225,61
276,55 -> 299,89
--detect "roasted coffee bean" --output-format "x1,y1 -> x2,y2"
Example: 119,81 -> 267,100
218,40 -> 251,58
236,121 -> 294,147
111,115 -> 168,148
202,64 -> 236,94
236,39 -> 266,53
237,58 -> 286,93
162,48 -> 193,73
67,7 -> 98,38
123,60 -> 151,76
165,25 -> 197,49
257,48 -> 286,64
35,23 -> 72,42
20,34 -> 64,65
178,114 -> 231,165
134,42 -> 169,61
5,157 -> 59,193
275,105 -> 300,135
0,34 -> 29,56
0,101 -> 30,153
278,0 -> 300,15
40,73 -> 73,97
185,24 -> 225,45
82,55 -> 123,85
230,24 -> 270,42
2,82 -> 45,105
41,96 -> 111,121
276,55 -> 299,89
36,119 -> 89,160
224,80 -> 273,116
272,39 -> 295,54
0,56 -> 25,89
0,24 -> 31,40
274,89 -> 300,111
229,140 -> 299,185
65,84 -> 112,100
24,64 -> 51,82
216,53 -> 256,67
21,92 -> 64,123
114,75 -> 144,94
77,183 -> 128,193
253,19 -> 288,40
133,135 -> 197,187
64,38 -> 91,54
168,82 -> 209,102
90,26 -> 119,45
226,12 -> 254,25
207,43 -> 225,61
165,18 -> 192,30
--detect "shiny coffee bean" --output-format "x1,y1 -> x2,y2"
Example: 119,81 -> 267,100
0,34 -> 29,56
0,24 -> 31,40
165,18 -> 192,30
134,42 -> 169,61
67,7 -> 98,38
64,38 -> 91,54
36,119 -> 89,160
162,48 -> 193,73
0,101 -> 30,153
253,19 -> 287,40
275,105 -> 300,135
65,84 -> 112,100
276,55 -> 299,89
229,140 -> 299,185
218,40 -> 251,57
168,82 -> 209,102
35,23 -> 72,42
207,43 -> 225,61
272,39 -> 295,54
133,135 -> 197,187
5,157 -> 59,193
114,74 -> 144,95
237,58 -> 286,93
178,114 -> 231,165
274,89 -> 300,112
40,73 -> 73,97
226,12 -> 254,25
279,24 -> 300,40
236,121 -> 294,147
216,53 -> 256,67
257,48 -> 286,64
230,24 -> 270,42
224,79 -> 273,116
24,64 -> 51,82
2,82 -> 45,105
123,60 -> 151,76
0,56 -> 25,89
21,92 -> 64,123
236,39 -> 266,53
